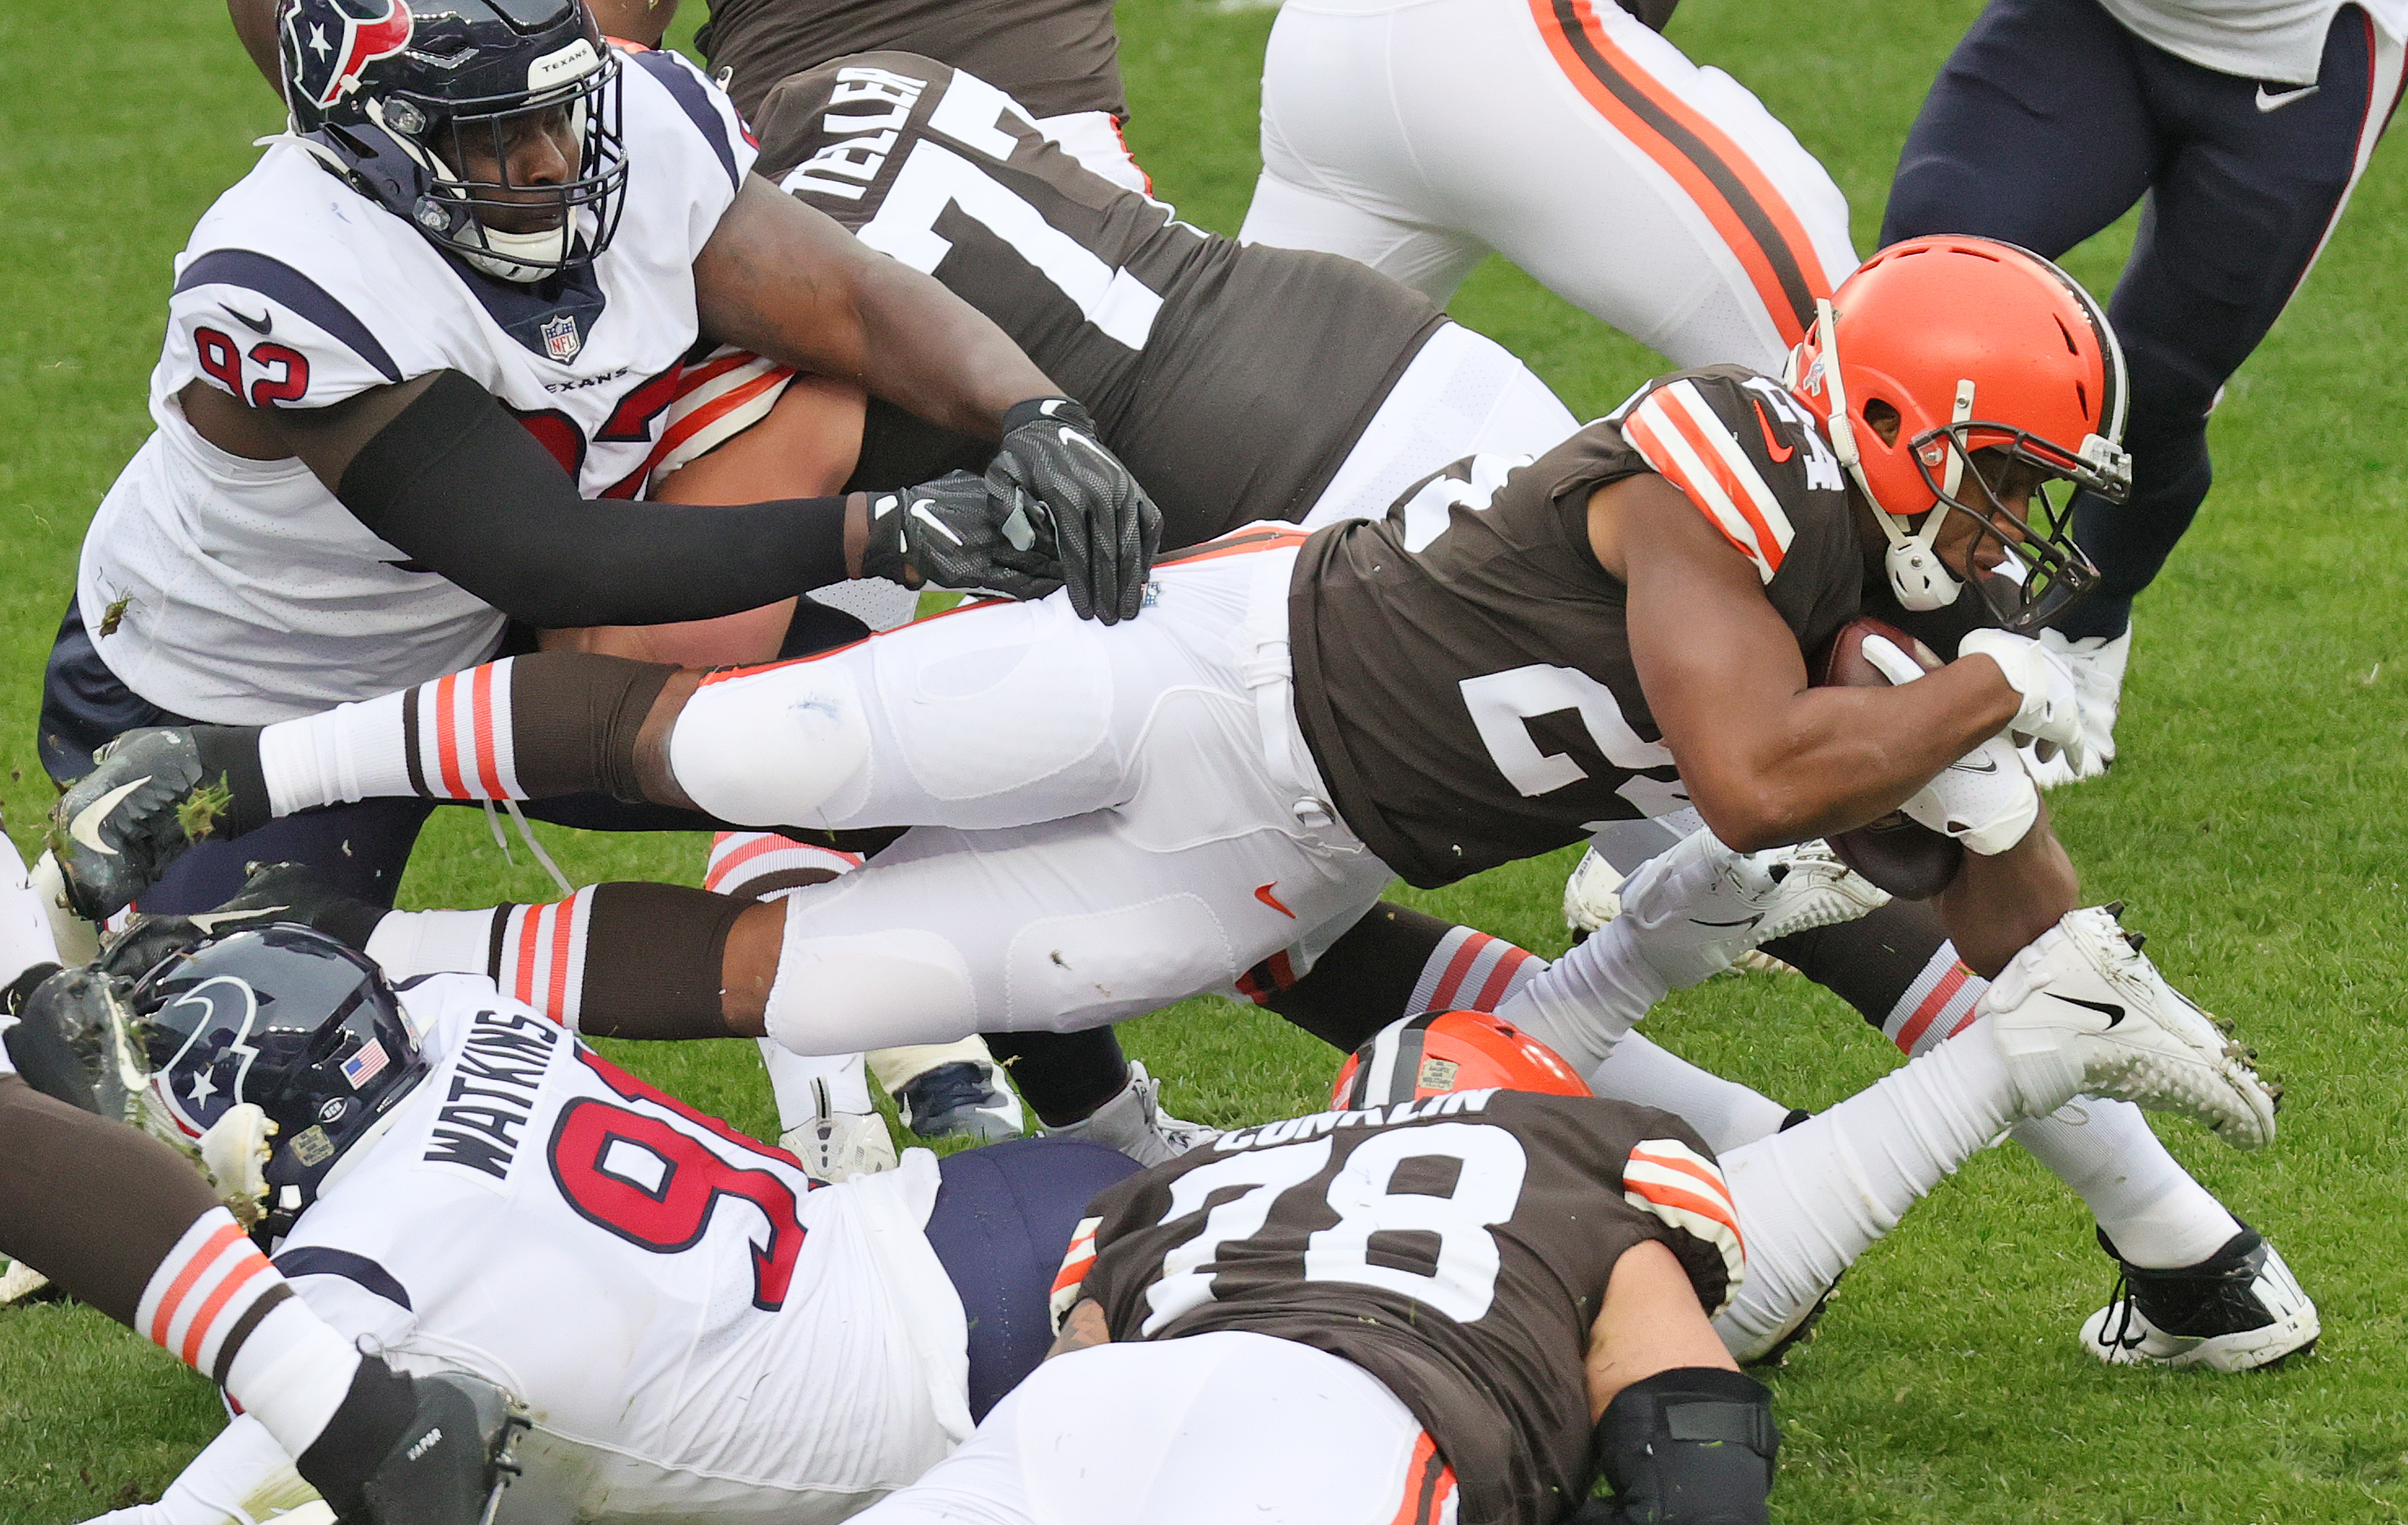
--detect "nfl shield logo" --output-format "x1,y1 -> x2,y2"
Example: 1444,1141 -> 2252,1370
541,313 -> 581,362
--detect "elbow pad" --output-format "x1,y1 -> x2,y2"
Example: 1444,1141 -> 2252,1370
1588,1366 -> 1777,1525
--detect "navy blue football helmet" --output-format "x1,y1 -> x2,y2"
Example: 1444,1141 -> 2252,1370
279,0 -> 629,280
133,925 -> 428,1236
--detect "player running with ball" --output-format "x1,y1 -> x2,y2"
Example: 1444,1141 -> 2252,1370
58,238 -> 2305,1370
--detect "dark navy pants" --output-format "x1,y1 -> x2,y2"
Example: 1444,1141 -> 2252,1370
923,1136 -> 1141,1419
1883,0 -> 2401,636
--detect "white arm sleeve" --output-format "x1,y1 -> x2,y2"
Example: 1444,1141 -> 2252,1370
79,1414 -> 316,1525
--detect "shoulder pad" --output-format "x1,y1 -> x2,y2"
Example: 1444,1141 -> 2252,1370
1614,370 -> 1843,584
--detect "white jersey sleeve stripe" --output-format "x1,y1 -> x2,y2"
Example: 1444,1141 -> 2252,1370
1624,1138 -> 1746,1309
1659,383 -> 1794,559
1619,385 -> 1789,583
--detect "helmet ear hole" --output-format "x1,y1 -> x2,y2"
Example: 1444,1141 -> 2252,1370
1861,398 -> 1903,447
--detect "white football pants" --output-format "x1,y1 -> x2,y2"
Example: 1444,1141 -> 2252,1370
1242,0 -> 1859,375
670,539 -> 1395,1055
850,1331 -> 1459,1525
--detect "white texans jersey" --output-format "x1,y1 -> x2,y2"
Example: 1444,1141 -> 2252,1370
270,975 -> 971,1524
79,47 -> 757,724
2098,0 -> 2408,84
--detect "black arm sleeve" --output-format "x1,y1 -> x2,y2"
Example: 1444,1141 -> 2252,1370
336,369 -> 855,628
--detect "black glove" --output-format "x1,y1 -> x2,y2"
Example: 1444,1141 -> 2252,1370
859,471 -> 1066,603
987,397 -> 1161,625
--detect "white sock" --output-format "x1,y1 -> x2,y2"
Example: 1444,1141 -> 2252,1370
1404,924 -> 1548,1013
759,1042 -> 873,1130
1587,1034 -> 1793,1152
705,830 -> 864,899
363,908 -> 499,982
1714,1022 -> 2019,1357
2010,1103 -> 2243,1268
257,691 -> 415,817
1889,940 -> 2243,1272
140,1210 -> 362,1457
1491,917 -> 1667,1074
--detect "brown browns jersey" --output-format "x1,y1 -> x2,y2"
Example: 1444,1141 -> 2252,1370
1288,367 -> 1866,888
695,0 -> 1124,126
1063,1090 -> 1744,1525
749,54 -> 1447,549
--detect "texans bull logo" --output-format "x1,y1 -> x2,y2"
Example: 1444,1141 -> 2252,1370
288,0 -> 415,111
149,974 -> 271,1140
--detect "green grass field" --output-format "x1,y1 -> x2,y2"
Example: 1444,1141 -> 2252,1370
4,0 -> 2407,1518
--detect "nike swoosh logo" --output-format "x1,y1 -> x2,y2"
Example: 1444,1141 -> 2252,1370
2052,993 -> 2125,1027
1690,914 -> 1763,930
1948,756 -> 2001,775
1255,882 -> 1295,918
185,908 -> 286,932
68,776 -> 152,857
2256,83 -> 2319,112
223,304 -> 273,335
1752,401 -> 1795,463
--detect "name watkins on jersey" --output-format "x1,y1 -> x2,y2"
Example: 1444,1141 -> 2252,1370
421,1007 -> 564,1186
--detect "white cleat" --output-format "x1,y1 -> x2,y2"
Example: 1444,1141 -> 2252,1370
2023,628 -> 2129,789
1982,905 -> 2277,1149
1041,1061 -> 1219,1167
2080,1227 -> 2318,1372
1611,828 -> 1891,989
780,1107 -> 899,1182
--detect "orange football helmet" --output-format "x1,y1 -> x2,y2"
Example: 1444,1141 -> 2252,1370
1785,236 -> 2130,631
1332,1010 -> 1593,1110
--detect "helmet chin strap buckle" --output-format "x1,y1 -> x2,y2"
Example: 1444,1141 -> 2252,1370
1884,537 -> 1962,611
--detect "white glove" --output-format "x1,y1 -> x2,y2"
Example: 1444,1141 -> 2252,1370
1958,627 -> 2086,771
200,1102 -> 277,1220
1900,734 -> 2040,855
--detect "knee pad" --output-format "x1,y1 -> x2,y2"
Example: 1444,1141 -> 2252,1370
1589,1367 -> 1777,1525
669,661 -> 872,828
766,925 -> 979,1053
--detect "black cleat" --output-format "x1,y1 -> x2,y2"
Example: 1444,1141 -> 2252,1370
2080,1224 -> 2319,1373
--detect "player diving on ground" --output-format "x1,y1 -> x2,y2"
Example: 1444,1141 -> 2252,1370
14,899 -> 2276,1525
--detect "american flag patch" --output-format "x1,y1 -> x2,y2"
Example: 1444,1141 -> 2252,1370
340,1039 -> 389,1090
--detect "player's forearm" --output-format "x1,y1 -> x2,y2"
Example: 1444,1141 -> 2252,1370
336,372 -> 859,628
1667,674 -> 2019,851
696,179 -> 1053,440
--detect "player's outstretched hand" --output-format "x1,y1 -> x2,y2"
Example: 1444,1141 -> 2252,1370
987,396 -> 1162,625
51,728 -> 214,921
859,471 -> 1066,604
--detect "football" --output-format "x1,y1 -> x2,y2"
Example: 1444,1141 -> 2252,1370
1813,617 -> 1964,900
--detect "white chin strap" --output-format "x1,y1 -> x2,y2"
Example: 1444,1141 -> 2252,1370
1814,297 -> 1965,613
464,222 -> 574,283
